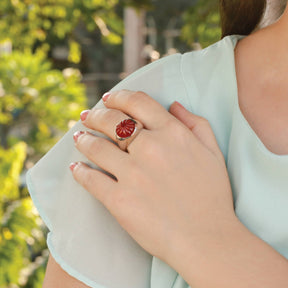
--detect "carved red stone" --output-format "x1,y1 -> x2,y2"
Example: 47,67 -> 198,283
116,119 -> 136,139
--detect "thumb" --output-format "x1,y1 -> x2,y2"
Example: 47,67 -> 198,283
169,101 -> 224,161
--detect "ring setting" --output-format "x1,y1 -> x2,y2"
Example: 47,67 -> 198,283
115,118 -> 137,140
115,118 -> 143,151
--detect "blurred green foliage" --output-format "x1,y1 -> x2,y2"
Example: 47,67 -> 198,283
0,50 -> 86,154
182,0 -> 221,47
0,141 -> 47,287
0,0 -> 126,61
0,50 -> 86,287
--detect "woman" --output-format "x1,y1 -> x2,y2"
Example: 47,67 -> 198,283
28,1 -> 288,287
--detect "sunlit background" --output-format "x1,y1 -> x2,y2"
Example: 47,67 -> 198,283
0,0 -> 220,287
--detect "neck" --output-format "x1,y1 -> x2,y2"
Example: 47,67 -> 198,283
236,3 -> 288,87
250,3 -> 288,52
264,3 -> 288,37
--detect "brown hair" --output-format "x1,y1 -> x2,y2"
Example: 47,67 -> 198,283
220,0 -> 267,38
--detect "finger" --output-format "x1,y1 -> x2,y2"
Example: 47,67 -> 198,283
169,102 -> 223,158
102,90 -> 174,130
70,162 -> 116,210
81,108 -> 136,143
74,131 -> 131,178
79,108 -> 144,151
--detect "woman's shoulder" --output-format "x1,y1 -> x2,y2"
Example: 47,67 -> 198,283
179,35 -> 242,107
117,35 -> 242,84
119,34 -> 243,95
112,35 -> 243,108
181,35 -> 242,74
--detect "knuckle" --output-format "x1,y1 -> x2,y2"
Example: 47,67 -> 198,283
100,108 -> 118,124
86,108 -> 102,127
166,119 -> 189,141
198,117 -> 210,127
91,108 -> 111,125
90,106 -> 103,118
74,164 -> 94,191
165,118 -> 180,132
135,90 -> 147,98
126,91 -> 147,109
194,117 -> 213,136
88,136 -> 105,155
77,133 -> 104,155
142,135 -> 165,161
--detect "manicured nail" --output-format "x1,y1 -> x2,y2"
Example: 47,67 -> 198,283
69,162 -> 79,172
175,101 -> 185,109
102,92 -> 111,102
80,110 -> 90,121
73,131 -> 85,142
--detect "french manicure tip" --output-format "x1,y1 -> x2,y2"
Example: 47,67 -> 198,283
73,131 -> 85,142
102,92 -> 111,102
80,110 -> 90,121
69,162 -> 78,172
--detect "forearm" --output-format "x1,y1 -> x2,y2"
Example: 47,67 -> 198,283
43,255 -> 90,288
169,216 -> 288,288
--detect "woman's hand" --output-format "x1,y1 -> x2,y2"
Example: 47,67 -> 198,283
70,90 -> 236,271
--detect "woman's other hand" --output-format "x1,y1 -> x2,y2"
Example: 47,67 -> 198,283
70,90 -> 236,270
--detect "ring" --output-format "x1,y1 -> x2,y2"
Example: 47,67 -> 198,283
115,118 -> 143,151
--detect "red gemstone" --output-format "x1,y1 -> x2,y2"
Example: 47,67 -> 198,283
116,119 -> 136,139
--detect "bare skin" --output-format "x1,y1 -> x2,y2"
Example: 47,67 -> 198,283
43,256 -> 89,288
43,6 -> 288,288
235,12 -> 288,155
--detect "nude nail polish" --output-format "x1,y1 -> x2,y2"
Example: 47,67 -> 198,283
69,162 -> 78,172
73,131 -> 85,142
80,110 -> 90,121
102,92 -> 111,102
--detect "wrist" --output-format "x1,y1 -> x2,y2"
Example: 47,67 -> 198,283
166,214 -> 288,288
165,212 -> 240,285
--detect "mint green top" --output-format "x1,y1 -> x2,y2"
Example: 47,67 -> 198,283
27,35 -> 288,288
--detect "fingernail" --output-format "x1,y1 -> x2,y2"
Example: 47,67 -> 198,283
69,162 -> 79,172
73,131 -> 85,142
102,92 -> 111,102
80,110 -> 90,121
175,101 -> 185,109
